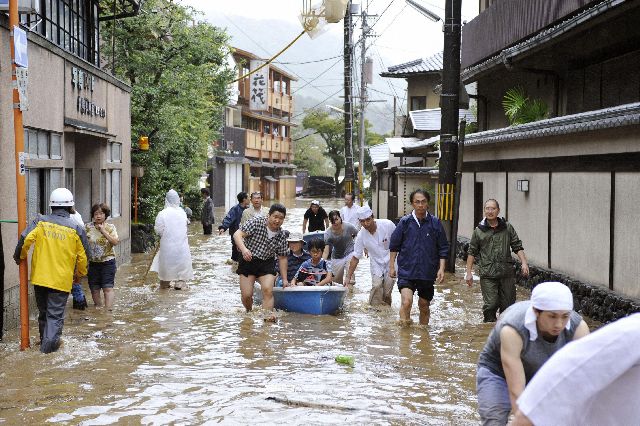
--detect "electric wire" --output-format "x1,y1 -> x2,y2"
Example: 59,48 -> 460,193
221,13 -> 333,97
292,57 -> 344,94
291,87 -> 344,120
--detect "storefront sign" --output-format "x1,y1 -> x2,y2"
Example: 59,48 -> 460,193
71,66 -> 106,118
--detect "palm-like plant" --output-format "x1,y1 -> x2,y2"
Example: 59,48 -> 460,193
502,87 -> 549,125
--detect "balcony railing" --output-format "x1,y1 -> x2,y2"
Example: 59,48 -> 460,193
461,0 -> 596,69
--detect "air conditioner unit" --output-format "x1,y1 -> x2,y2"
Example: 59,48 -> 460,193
0,0 -> 40,14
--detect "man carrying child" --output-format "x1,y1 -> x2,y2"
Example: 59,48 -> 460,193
291,239 -> 333,286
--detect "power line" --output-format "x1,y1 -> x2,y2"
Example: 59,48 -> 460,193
292,87 -> 344,120
221,13 -> 334,98
292,57 -> 343,94
275,55 -> 342,65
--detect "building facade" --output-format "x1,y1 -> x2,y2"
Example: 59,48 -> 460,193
373,52 -> 472,221
214,48 -> 297,211
459,0 -> 640,299
1,2 -> 132,333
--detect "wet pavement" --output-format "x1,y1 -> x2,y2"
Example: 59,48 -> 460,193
0,199 -> 539,424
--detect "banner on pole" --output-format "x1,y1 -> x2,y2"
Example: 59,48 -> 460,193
13,26 -> 28,68
15,67 -> 29,111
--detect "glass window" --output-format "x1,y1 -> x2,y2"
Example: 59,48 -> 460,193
105,169 -> 112,211
111,169 -> 121,217
49,169 -> 63,192
38,131 -> 50,159
51,134 -> 62,159
28,130 -> 38,158
100,169 -> 106,203
65,168 -> 73,192
27,169 -> 41,222
111,143 -> 122,163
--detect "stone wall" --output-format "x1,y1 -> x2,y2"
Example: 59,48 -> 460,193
456,237 -> 640,323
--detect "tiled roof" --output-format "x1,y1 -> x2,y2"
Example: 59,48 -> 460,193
409,108 -> 476,131
465,102 -> 640,146
386,137 -> 423,154
402,134 -> 440,151
380,52 -> 443,77
368,142 -> 389,166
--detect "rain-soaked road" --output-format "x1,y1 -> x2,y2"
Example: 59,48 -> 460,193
0,199 -> 537,424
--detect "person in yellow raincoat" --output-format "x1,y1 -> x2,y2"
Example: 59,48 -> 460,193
14,188 -> 89,353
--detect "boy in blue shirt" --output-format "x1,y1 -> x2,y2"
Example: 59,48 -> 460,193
292,239 -> 333,286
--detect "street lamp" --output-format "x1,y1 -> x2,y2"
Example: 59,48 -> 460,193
405,0 -> 442,22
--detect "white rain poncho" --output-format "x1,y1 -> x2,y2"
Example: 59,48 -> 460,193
150,189 -> 194,281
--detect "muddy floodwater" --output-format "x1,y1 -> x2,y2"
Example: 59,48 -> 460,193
1,199 -> 544,424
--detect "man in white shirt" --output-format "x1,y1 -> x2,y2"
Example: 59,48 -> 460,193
339,192 -> 360,229
345,206 -> 396,305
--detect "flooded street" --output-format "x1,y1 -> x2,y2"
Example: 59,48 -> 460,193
1,199 -> 535,424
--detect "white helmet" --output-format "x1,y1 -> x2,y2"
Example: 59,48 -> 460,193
50,188 -> 74,207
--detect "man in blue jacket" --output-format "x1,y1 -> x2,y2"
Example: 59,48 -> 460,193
389,189 -> 449,325
218,192 -> 249,262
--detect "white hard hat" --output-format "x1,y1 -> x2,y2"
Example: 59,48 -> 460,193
50,188 -> 74,207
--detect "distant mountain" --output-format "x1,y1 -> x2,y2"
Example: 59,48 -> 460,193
207,14 -> 401,135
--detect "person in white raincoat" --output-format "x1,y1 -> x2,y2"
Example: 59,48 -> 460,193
150,189 -> 194,289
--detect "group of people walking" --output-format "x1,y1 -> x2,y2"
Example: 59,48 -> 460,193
14,188 -> 119,353
15,186 -> 639,425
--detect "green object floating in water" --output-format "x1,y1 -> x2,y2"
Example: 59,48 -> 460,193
335,354 -> 355,366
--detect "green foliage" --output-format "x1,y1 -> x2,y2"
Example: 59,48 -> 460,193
301,108 -> 385,195
100,0 -> 234,221
182,188 -> 204,220
302,109 -> 346,195
292,128 -> 332,176
502,87 -> 549,126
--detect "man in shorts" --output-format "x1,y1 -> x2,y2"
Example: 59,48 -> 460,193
389,189 -> 449,325
233,204 -> 289,312
323,210 -> 358,287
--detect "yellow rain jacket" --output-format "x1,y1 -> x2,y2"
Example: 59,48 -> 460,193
15,211 -> 89,293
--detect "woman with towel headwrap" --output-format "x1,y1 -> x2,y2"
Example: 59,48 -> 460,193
475,281 -> 590,426
150,189 -> 194,290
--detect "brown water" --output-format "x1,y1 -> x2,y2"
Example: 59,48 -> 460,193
0,199 -> 536,424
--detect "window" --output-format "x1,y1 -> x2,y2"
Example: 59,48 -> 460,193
410,96 -> 427,111
108,142 -> 122,163
24,128 -> 63,160
26,168 -> 64,221
20,0 -> 100,66
102,169 -> 121,218
111,169 -> 121,217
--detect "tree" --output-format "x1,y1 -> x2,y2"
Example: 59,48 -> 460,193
302,109 -> 345,196
292,129 -> 332,176
502,87 -> 549,126
302,108 -> 386,196
100,0 -> 234,221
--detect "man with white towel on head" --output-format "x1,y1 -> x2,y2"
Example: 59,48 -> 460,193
344,205 -> 396,306
475,281 -> 590,426
512,312 -> 640,426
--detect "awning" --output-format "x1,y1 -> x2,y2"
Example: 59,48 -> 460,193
263,176 -> 278,182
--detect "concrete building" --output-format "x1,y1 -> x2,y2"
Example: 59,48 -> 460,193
1,2 -> 133,333
214,48 -> 297,211
459,0 -> 640,299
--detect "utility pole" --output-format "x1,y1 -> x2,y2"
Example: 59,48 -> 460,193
437,0 -> 462,272
343,1 -> 355,196
8,0 -> 30,349
358,8 -> 374,206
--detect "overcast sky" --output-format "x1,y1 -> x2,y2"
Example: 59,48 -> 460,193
179,0 -> 479,131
